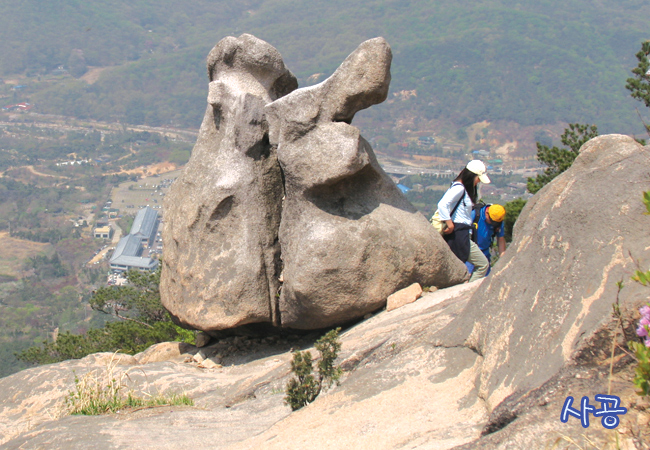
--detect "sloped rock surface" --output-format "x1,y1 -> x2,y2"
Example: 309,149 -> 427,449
231,283 -> 488,450
2,280 -> 648,449
160,34 -> 297,331
265,37 -> 469,329
437,135 -> 650,412
0,284 -> 487,449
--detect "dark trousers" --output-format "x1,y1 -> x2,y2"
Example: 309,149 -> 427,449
443,223 -> 471,263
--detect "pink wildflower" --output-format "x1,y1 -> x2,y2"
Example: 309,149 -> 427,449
641,305 -> 650,318
637,304 -> 650,344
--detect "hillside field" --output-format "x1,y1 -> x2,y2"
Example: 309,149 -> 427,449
0,232 -> 52,280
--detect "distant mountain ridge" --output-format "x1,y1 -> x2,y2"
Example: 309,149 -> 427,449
1,0 -> 648,134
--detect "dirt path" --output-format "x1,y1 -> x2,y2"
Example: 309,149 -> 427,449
87,246 -> 111,265
24,165 -> 71,179
7,160 -> 175,183
103,161 -> 178,178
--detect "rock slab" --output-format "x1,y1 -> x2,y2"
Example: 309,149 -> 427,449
386,282 -> 423,311
4,279 -> 646,449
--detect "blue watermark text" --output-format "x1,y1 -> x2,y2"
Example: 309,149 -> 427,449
560,395 -> 627,429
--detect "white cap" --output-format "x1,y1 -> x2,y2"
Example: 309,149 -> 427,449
466,160 -> 490,184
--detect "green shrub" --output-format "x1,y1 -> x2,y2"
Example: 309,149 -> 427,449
629,268 -> 650,397
285,328 -> 342,411
527,123 -> 598,194
503,198 -> 527,243
17,320 -> 194,364
629,339 -> 650,397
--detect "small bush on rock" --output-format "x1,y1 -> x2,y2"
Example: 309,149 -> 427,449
285,328 -> 342,411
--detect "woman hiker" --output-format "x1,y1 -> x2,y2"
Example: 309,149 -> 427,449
437,160 -> 490,282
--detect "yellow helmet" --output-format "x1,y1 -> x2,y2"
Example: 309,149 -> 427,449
487,204 -> 506,222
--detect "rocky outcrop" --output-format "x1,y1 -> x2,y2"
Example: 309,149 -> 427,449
106,35 -> 649,448
2,280 -> 647,449
4,133 -> 650,450
266,37 -> 468,329
437,134 -> 650,415
161,35 -> 468,332
0,284 -> 487,450
160,34 -> 297,331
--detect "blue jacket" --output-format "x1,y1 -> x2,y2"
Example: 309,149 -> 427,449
471,206 -> 505,260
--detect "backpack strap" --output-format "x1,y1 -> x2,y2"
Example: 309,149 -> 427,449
448,182 -> 465,219
471,203 -> 490,242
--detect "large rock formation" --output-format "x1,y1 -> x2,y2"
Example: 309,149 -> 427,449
161,35 -> 468,332
161,34 -> 297,331
437,134 -> 650,429
265,37 -> 468,329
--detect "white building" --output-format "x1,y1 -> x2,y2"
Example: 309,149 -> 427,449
108,206 -> 160,273
109,234 -> 158,273
130,206 -> 159,248
93,225 -> 113,239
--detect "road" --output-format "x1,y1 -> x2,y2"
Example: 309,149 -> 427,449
380,164 -> 456,177
24,165 -> 71,179
87,225 -> 123,265
0,114 -> 199,143
380,163 -> 542,177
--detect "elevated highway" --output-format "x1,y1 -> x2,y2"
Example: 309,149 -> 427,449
380,164 -> 455,177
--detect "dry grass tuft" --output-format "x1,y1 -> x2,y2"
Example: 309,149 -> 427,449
65,352 -> 193,415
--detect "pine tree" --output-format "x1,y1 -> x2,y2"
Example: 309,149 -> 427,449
16,267 -> 195,365
284,328 -> 342,411
626,41 -> 650,110
625,40 -> 650,142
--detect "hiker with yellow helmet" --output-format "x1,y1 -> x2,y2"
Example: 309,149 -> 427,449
471,203 -> 506,275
